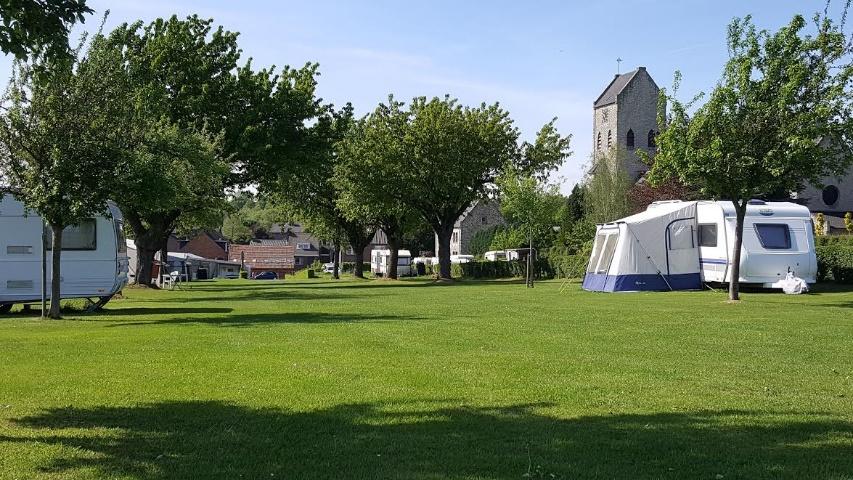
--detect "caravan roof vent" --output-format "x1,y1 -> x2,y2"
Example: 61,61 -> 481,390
748,199 -> 767,205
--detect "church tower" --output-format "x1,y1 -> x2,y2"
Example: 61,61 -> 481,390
592,66 -> 662,180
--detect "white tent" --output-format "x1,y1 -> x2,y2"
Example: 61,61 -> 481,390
582,201 -> 702,292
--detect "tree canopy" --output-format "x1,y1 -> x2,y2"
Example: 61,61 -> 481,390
651,10 -> 853,300
0,0 -> 91,59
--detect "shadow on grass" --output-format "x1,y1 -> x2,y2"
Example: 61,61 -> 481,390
2,401 -> 850,479
110,312 -> 422,327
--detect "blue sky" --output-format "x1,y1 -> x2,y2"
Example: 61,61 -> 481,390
0,0 -> 840,192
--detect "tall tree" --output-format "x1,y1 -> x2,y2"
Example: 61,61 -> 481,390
496,168 -> 564,287
0,0 -> 91,59
372,96 -> 570,280
651,10 -> 853,301
584,151 -> 633,224
0,32 -> 129,318
335,100 -> 417,279
101,15 -> 321,284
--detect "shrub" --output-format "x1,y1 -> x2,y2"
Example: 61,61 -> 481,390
816,245 -> 853,284
341,262 -> 371,273
458,259 -> 554,280
239,270 -> 248,279
815,235 -> 853,247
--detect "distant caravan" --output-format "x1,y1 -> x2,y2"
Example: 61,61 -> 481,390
371,249 -> 412,277
583,200 -> 817,292
0,194 -> 130,313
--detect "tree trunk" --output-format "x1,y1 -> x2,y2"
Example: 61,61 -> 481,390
728,200 -> 748,301
159,235 -> 171,282
387,235 -> 401,280
48,224 -> 63,319
353,247 -> 365,278
436,224 -> 453,280
133,235 -> 160,286
332,241 -> 340,280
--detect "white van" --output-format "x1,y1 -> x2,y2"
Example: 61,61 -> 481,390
692,200 -> 817,287
371,249 -> 412,277
0,195 -> 130,313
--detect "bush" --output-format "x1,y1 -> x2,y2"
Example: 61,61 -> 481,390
815,235 -> 853,247
239,270 -> 248,279
341,262 -> 371,273
458,259 -> 554,280
816,245 -> 853,284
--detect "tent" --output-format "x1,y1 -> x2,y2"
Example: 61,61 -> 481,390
582,201 -> 701,292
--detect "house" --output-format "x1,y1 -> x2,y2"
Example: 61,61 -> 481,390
171,231 -> 229,260
229,244 -> 295,278
434,200 -> 505,257
262,223 -> 331,268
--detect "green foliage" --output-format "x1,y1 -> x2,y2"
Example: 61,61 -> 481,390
469,226 -> 501,257
489,226 -> 527,250
649,9 -> 853,300
457,259 -> 554,280
0,0 -> 92,60
341,262 -> 371,273
845,212 -> 853,234
584,151 -> 632,224
815,235 -> 853,247
238,269 -> 248,279
496,166 -> 564,252
815,213 -> 826,237
816,245 -> 853,284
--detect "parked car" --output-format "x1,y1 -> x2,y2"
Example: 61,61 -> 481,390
323,263 -> 335,273
252,271 -> 278,280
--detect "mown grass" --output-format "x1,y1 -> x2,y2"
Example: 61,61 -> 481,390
0,278 -> 851,479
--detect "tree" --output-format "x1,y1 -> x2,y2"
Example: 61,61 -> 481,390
335,100 -> 418,279
101,15 -> 321,285
627,177 -> 695,214
0,0 -> 92,59
650,10 -> 853,301
497,168 -> 564,287
0,32 -> 129,318
584,151 -> 633,224
372,96 -> 570,280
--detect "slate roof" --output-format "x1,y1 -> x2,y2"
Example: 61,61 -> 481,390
593,68 -> 641,108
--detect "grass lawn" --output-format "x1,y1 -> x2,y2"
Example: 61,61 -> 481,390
0,277 -> 851,479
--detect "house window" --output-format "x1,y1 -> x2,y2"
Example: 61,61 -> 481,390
607,130 -> 612,149
596,132 -> 601,151
626,129 -> 635,149
648,130 -> 657,149
698,224 -> 718,247
754,224 -> 791,250
295,257 -> 302,265
296,242 -> 311,250
45,219 -> 97,250
822,185 -> 839,206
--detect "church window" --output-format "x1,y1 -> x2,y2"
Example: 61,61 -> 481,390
597,132 -> 601,151
648,130 -> 657,149
626,129 -> 635,149
822,185 -> 840,206
607,130 -> 612,149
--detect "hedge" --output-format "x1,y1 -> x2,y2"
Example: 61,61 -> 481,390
816,245 -> 853,284
341,262 -> 371,273
815,235 -> 853,247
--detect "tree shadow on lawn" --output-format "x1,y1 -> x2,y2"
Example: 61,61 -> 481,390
109,311 -> 423,327
2,400 -> 850,479
151,288 -> 351,304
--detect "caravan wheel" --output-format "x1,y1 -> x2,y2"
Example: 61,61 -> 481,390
0,303 -> 12,314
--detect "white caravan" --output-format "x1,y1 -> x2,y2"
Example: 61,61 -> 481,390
484,250 -> 508,261
0,195 -> 129,313
583,200 -> 816,292
371,249 -> 412,277
692,200 -> 816,287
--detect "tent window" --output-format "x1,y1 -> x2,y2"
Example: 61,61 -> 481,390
587,233 -> 607,273
596,233 -> 619,274
754,224 -> 791,249
698,224 -> 717,247
667,220 -> 695,250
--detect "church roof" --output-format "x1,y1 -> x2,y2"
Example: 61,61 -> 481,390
594,68 -> 643,108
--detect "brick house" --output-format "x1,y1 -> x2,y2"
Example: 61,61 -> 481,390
229,244 -> 295,278
170,231 -> 229,260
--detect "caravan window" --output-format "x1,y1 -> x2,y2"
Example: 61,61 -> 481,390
45,219 -> 97,251
698,224 -> 718,247
667,220 -> 695,250
754,224 -> 791,249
